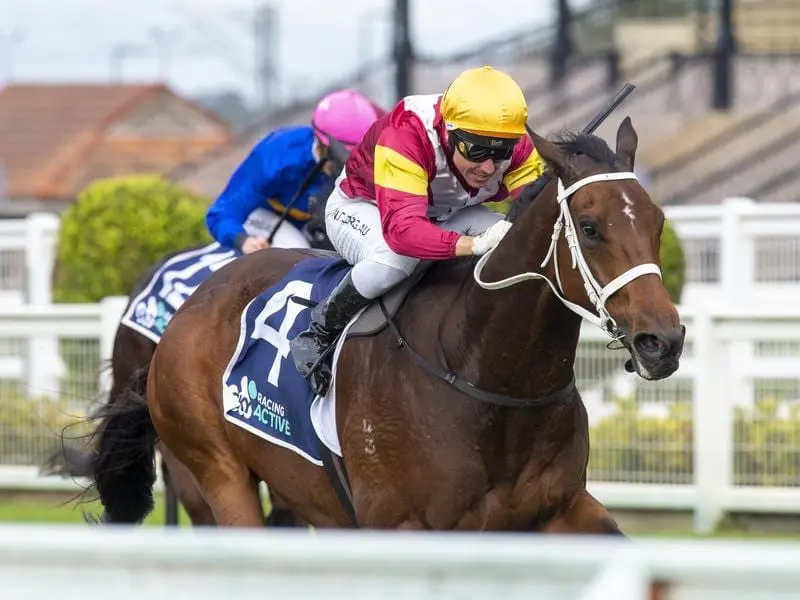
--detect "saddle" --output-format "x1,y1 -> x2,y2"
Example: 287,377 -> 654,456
288,248 -> 576,526
293,248 -> 434,341
291,248 -> 433,527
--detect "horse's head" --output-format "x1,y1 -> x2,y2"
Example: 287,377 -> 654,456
526,117 -> 684,381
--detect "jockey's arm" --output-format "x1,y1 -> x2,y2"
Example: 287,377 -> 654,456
205,140 -> 283,250
374,128 -> 463,260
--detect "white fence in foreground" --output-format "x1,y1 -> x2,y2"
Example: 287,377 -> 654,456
2,526 -> 800,599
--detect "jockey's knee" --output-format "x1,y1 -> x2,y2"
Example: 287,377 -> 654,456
351,259 -> 414,299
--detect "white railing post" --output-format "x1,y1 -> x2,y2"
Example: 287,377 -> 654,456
98,296 -> 130,397
719,197 -> 755,306
24,212 -> 59,304
691,308 -> 731,533
23,213 -> 62,400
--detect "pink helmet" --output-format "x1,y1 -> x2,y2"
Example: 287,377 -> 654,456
311,89 -> 383,151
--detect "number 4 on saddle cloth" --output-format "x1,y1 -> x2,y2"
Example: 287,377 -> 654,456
222,253 -> 430,468
222,256 -> 361,466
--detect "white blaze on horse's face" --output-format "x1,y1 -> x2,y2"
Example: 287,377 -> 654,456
621,191 -> 636,226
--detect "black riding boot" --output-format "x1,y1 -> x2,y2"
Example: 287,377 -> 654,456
290,271 -> 371,396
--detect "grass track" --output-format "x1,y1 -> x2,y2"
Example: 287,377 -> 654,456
1,494 -> 800,541
0,493 -> 189,526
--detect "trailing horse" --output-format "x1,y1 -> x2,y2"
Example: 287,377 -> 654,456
46,233 -> 337,526
45,151 -> 349,525
87,118 -> 684,532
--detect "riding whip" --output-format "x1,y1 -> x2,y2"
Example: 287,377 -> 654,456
266,158 -> 328,245
266,134 -> 354,245
508,82 -> 637,223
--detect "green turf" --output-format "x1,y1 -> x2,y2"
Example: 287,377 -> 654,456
0,493 -> 189,526
1,495 -> 799,539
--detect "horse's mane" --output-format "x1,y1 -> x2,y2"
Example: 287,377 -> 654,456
509,130 -> 620,221
550,130 -> 619,169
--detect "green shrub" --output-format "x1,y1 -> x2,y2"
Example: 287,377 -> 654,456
54,174 -> 212,302
732,399 -> 800,486
589,397 -> 800,486
660,218 -> 685,303
0,390 -> 90,466
589,398 -> 693,484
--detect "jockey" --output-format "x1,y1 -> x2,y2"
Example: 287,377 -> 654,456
290,65 -> 545,393
205,89 -> 383,254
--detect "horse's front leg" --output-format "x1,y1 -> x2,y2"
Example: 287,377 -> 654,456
541,489 -> 625,536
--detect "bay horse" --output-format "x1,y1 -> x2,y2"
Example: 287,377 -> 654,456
88,117 -> 684,532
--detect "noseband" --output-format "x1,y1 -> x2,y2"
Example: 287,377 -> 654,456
473,171 -> 662,339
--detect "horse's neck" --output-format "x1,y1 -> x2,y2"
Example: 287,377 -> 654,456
442,181 -> 583,399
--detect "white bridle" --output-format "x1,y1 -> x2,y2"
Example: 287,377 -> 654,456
473,171 -> 662,337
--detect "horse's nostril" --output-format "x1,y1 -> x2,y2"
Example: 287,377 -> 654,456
634,333 -> 667,358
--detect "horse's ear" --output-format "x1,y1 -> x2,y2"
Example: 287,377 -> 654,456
615,116 -> 638,171
528,128 -> 568,175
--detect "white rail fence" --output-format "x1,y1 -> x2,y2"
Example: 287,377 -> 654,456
3,300 -> 800,532
666,196 -> 800,306
4,199 -> 800,532
5,197 -> 800,306
0,212 -> 58,305
3,526 -> 800,599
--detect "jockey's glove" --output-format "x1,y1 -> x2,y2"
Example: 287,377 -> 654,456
471,220 -> 513,256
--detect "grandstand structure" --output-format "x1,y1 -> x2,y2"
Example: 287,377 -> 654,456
170,0 -> 800,209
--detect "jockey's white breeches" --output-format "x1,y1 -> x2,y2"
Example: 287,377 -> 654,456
324,184 -> 503,299
243,208 -> 311,249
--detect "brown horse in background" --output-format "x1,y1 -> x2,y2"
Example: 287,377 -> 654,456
43,245 -> 301,526
46,192 -> 347,527
87,117 -> 684,532
45,145 -> 352,526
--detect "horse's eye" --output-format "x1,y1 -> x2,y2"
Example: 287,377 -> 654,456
580,221 -> 599,239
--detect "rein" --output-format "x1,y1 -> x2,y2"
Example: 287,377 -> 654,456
380,275 -> 576,409
474,171 -> 662,339
375,172 -> 661,408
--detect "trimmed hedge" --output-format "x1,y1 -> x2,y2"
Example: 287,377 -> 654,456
589,398 -> 800,486
54,174 -> 212,303
0,389 -> 92,466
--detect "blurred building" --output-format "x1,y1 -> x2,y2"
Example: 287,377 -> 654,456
0,83 -> 232,216
171,0 -> 800,208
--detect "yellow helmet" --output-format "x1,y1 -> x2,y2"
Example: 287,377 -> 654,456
440,66 -> 528,139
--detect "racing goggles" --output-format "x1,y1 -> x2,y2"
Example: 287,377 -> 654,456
450,129 -> 518,163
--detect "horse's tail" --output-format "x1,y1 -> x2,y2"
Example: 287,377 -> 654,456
88,364 -> 158,524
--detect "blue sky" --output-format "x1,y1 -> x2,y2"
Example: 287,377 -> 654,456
0,0 -> 556,104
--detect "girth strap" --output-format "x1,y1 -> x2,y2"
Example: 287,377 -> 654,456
317,440 -> 359,528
